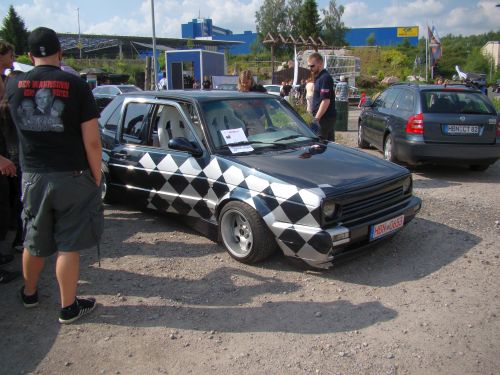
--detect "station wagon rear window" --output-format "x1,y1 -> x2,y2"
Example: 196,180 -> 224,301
421,90 -> 495,115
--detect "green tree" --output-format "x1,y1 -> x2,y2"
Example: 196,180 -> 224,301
285,0 -> 303,38
366,33 -> 376,46
0,5 -> 29,54
463,47 -> 490,73
321,0 -> 348,47
299,0 -> 320,40
255,0 -> 287,37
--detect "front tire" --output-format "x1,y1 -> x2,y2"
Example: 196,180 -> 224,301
383,133 -> 397,162
357,123 -> 369,149
219,201 -> 276,264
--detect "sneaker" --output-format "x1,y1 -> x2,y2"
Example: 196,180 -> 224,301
20,286 -> 39,307
59,297 -> 96,324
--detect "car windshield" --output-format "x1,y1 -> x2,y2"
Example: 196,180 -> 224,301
200,97 -> 317,153
421,90 -> 495,115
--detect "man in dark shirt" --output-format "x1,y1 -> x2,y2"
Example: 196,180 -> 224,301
308,52 -> 336,141
6,27 -> 103,323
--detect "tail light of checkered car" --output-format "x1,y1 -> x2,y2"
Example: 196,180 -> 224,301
497,115 -> 500,136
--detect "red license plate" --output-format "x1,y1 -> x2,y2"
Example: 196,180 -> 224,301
370,214 -> 405,241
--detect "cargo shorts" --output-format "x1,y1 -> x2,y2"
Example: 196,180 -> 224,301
22,170 -> 104,257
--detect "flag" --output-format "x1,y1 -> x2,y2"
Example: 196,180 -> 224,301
428,25 -> 442,65
293,45 -> 298,87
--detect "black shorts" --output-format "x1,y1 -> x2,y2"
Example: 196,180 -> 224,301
22,170 -> 104,257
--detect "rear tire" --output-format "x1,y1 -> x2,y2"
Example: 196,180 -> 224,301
383,133 -> 397,162
219,201 -> 277,264
357,123 -> 369,149
469,164 -> 489,171
101,167 -> 117,203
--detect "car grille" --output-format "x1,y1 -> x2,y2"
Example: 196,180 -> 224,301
324,182 -> 407,226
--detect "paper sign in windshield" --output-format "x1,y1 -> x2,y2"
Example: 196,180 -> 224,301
220,128 -> 254,153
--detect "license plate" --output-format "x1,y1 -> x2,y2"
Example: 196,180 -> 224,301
370,214 -> 405,241
444,125 -> 480,135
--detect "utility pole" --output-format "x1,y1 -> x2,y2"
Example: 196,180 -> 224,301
77,7 -> 82,59
151,0 -> 158,90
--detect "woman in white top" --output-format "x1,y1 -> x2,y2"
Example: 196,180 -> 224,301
305,76 -> 315,114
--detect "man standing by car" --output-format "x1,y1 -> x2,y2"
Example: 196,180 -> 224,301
308,52 -> 336,141
6,27 -> 103,323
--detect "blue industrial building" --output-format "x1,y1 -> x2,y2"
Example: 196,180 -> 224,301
181,18 -> 257,55
345,26 -> 419,47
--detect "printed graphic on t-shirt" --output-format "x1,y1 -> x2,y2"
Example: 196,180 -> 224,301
15,80 -> 69,132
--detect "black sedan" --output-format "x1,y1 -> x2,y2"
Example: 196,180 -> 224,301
358,84 -> 500,171
92,84 -> 142,112
100,90 -> 421,268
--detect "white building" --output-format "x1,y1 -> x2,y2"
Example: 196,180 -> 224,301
481,41 -> 500,70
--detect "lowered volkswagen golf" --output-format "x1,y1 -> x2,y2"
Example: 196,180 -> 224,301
100,91 -> 421,268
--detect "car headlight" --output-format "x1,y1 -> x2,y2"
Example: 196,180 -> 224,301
402,176 -> 412,194
322,200 -> 337,220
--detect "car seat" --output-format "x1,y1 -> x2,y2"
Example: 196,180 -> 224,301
204,106 -> 246,146
157,106 -> 192,148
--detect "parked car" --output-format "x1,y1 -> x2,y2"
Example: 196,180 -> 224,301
263,84 -> 281,96
358,83 -> 500,171
92,84 -> 142,112
100,90 -> 421,268
214,83 -> 238,91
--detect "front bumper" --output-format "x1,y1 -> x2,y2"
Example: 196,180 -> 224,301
273,196 -> 422,269
395,136 -> 500,165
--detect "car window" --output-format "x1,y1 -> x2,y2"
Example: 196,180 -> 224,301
120,86 -> 140,93
382,89 -> 400,109
421,90 -> 496,114
372,91 -> 387,108
121,102 -> 152,144
153,104 -> 199,151
393,90 -> 415,112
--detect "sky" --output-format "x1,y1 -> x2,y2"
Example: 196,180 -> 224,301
1,0 -> 499,39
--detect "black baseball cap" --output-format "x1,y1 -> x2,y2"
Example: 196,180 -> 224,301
28,27 -> 61,57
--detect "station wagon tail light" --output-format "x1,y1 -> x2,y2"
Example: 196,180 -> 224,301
406,113 -> 424,134
497,115 -> 500,136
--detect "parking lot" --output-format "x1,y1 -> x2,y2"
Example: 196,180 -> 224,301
0,108 -> 499,375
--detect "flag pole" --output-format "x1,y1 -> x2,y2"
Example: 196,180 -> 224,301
425,23 -> 428,82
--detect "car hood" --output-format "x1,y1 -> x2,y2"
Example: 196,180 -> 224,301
221,142 -> 409,195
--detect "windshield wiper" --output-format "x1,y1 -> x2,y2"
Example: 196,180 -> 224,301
273,134 -> 319,142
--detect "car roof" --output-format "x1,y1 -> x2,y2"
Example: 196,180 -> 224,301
390,83 -> 481,93
122,89 -> 272,102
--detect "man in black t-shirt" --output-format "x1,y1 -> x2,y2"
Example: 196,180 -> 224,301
6,27 -> 103,323
308,52 -> 336,141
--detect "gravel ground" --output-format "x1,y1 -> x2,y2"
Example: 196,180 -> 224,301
1,108 -> 499,375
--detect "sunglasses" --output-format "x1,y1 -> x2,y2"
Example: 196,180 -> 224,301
308,64 -> 315,68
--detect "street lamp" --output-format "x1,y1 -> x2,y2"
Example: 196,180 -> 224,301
76,7 -> 82,59
151,0 -> 158,89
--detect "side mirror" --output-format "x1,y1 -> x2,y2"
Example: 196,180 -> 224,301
168,137 -> 203,157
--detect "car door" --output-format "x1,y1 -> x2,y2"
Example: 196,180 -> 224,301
362,91 -> 387,146
144,101 -> 213,219
107,99 -> 155,197
370,88 -> 401,149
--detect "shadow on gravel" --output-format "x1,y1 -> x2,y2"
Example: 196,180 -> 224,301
96,299 -> 396,334
325,217 -> 481,287
82,266 -> 299,306
411,160 -> 500,186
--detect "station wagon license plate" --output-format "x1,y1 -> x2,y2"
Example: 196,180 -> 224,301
443,125 -> 480,135
370,214 -> 405,241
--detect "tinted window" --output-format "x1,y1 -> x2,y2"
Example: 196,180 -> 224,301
393,90 -> 415,112
421,90 -> 495,114
121,103 -> 152,143
119,86 -> 141,93
99,96 -> 125,130
382,89 -> 400,109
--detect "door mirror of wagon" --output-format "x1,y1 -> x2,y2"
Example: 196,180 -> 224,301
168,137 -> 203,157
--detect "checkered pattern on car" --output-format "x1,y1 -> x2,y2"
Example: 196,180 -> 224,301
135,152 -> 334,257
